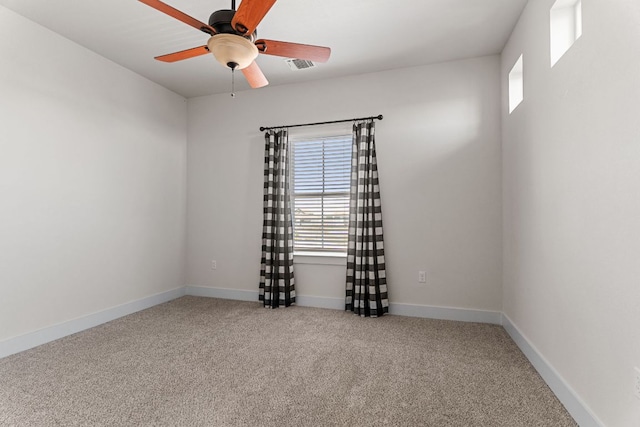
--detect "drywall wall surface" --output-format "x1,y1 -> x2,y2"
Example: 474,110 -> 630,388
501,1 -> 640,425
0,6 -> 187,341
187,55 -> 502,311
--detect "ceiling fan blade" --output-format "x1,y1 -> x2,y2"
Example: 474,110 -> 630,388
255,39 -> 331,63
242,61 -> 269,88
231,0 -> 277,36
138,0 -> 216,35
155,46 -> 210,63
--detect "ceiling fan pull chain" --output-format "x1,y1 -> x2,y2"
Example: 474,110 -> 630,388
231,68 -> 236,98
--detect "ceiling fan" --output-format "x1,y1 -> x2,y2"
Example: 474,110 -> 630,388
139,0 -> 331,89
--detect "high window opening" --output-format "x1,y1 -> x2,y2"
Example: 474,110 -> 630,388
509,55 -> 524,114
290,135 -> 351,253
550,0 -> 582,66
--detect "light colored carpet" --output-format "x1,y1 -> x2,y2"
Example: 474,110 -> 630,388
0,296 -> 577,426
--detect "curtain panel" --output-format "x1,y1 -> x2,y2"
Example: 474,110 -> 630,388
345,120 -> 389,317
259,129 -> 296,308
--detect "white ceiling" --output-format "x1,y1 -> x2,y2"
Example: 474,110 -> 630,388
0,0 -> 527,98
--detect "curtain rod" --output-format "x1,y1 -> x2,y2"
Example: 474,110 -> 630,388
259,115 -> 383,132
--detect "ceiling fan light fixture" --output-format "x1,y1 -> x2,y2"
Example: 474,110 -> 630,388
207,34 -> 258,70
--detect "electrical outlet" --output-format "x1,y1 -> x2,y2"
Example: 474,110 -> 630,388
418,271 -> 426,283
634,367 -> 640,400
211,260 -> 217,270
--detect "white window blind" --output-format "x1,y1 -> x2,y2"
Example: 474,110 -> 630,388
290,135 -> 352,253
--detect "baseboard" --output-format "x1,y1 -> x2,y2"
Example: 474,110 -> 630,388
389,302 -> 502,324
295,295 -> 344,310
294,297 -> 503,324
185,285 -> 259,301
502,314 -> 604,427
0,287 -> 185,359
184,286 -> 344,310
184,286 -> 501,324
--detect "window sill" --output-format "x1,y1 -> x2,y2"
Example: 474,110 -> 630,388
293,252 -> 347,266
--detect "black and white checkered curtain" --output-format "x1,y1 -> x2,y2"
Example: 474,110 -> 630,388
259,129 -> 296,308
345,120 -> 389,317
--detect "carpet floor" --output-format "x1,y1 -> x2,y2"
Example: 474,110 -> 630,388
0,296 -> 577,426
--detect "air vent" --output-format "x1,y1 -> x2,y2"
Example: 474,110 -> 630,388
285,58 -> 316,71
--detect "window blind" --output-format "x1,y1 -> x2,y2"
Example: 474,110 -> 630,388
290,136 -> 351,252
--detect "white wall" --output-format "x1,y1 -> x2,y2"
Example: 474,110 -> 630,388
501,1 -> 640,426
0,7 -> 187,342
187,55 -> 502,312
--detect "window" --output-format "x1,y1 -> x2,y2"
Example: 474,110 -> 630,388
509,54 -> 524,114
290,135 -> 351,253
550,0 -> 582,66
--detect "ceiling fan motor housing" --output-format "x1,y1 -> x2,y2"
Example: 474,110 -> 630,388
206,9 -> 259,70
209,10 -> 257,41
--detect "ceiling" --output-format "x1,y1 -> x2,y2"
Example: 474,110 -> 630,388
0,0 -> 527,98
